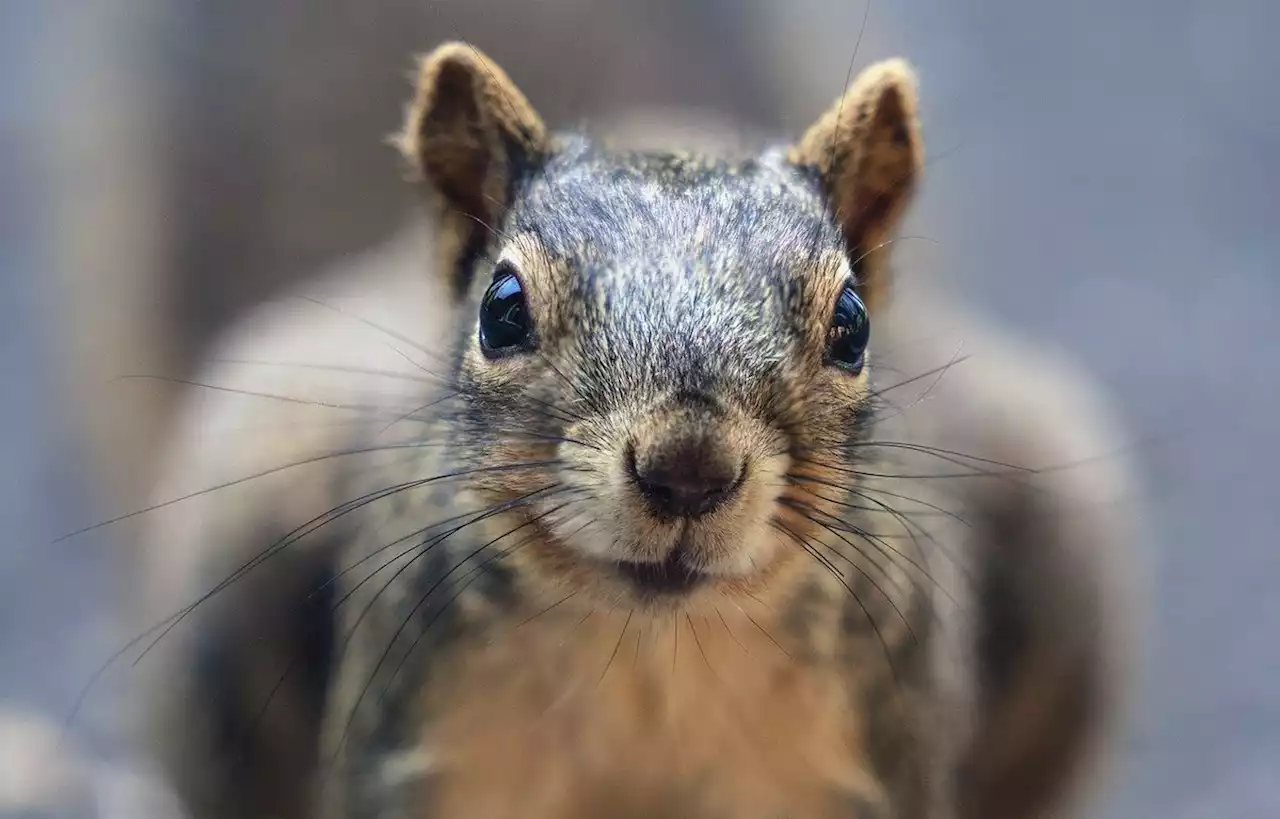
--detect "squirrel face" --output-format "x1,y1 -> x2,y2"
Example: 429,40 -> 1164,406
395,43 -> 923,609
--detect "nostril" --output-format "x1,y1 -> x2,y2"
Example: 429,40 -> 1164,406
628,440 -> 745,520
639,473 -> 737,519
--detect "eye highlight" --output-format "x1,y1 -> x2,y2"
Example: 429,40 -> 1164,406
825,282 -> 870,374
478,263 -> 533,355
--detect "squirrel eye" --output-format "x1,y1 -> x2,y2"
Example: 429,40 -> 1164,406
478,263 -> 533,354
825,282 -> 870,374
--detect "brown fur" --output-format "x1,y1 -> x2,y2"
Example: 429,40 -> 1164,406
425,602 -> 878,819
788,60 -> 923,310
394,43 -> 551,298
134,41 -> 1139,819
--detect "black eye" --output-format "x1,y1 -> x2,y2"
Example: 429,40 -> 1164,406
478,264 -> 533,354
826,283 -> 870,374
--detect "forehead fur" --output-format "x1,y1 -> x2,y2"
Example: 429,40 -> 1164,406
510,137 -> 845,274
499,136 -> 852,401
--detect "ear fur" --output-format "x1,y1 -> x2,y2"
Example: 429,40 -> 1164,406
394,42 -> 548,297
789,59 -> 923,308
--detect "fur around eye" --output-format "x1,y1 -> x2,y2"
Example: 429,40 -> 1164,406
825,282 -> 869,374
478,263 -> 533,354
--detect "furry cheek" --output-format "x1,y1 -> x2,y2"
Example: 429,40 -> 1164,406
695,447 -> 792,577
540,427 -> 682,562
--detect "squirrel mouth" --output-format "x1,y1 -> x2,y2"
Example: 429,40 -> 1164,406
614,547 -> 706,596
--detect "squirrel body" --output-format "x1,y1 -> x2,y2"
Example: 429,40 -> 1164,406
134,44 -> 1140,819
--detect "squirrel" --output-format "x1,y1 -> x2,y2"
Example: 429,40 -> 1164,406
130,42 -> 1142,819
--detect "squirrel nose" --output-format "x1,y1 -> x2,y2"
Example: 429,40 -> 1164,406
627,433 -> 744,520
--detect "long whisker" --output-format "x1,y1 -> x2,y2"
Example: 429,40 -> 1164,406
865,353 -> 972,403
540,352 -> 606,419
64,458 -> 565,731
687,613 -> 724,686
333,486 -> 578,654
598,610 -> 634,686
784,498 -> 960,625
806,479 -> 974,589
727,598 -> 792,661
773,516 -> 918,643
780,493 -> 958,610
377,390 -> 468,436
110,373 -> 414,415
328,484 -> 575,616
770,519 -> 903,686
715,607 -> 752,658
514,592 -> 573,632
331,494 -> 575,769
297,295 -> 455,371
814,440 -> 1036,473
373,503 -> 584,706
794,460 -> 972,527
786,467 -> 972,580
54,441 -> 454,543
207,357 -> 446,385
808,0 -> 874,265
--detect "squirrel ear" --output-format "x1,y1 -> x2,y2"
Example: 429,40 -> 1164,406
788,59 -> 923,308
395,42 -> 548,295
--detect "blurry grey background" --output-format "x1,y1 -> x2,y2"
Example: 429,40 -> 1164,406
2,1 -> 1278,817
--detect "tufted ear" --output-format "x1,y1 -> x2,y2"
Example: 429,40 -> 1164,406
788,59 -> 923,309
395,42 -> 548,297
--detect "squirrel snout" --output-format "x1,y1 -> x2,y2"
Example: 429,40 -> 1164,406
626,429 -> 745,520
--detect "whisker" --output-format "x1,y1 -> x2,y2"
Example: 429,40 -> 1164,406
598,610 -> 633,686
328,484 -> 574,615
54,441 -> 452,543
377,390 -> 467,436
774,517 -> 917,644
540,352 -> 606,419
110,373 -> 409,416
771,520 -> 903,686
783,497 -> 961,621
837,485 -> 974,583
848,234 -> 940,271
780,494 -> 940,601
456,208 -> 515,245
687,614 -> 723,686
206,357 -> 449,386
792,460 -> 972,526
64,458 -> 566,730
297,295 -> 455,371
810,0 -> 873,262
727,598 -> 792,661
334,486 -> 573,663
69,474 -> 449,724
671,612 -> 680,675
373,524 -> 553,708
515,590 -> 578,630
865,352 -> 972,403
332,494 -> 574,767
715,607 -> 752,659
817,440 -> 1035,473
785,468 -> 971,580
513,391 -> 589,427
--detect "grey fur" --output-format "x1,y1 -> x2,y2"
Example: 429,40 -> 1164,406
131,49 -> 1140,819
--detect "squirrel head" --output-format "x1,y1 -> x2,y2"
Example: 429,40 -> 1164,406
394,42 -> 923,608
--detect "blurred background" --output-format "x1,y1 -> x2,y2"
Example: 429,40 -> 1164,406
1,0 -> 1277,816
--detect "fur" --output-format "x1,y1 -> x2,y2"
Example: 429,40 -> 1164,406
134,42 -> 1140,819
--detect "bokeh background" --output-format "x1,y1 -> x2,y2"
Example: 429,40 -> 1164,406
2,1 -> 1277,816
